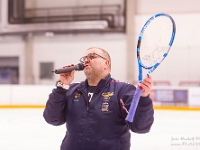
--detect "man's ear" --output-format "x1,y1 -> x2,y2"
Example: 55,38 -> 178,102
105,59 -> 110,68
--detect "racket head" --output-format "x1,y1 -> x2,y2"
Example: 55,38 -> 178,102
137,13 -> 176,73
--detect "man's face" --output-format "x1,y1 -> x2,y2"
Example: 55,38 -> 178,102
81,48 -> 107,78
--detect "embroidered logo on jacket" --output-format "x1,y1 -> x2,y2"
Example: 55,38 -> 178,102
72,92 -> 81,102
101,92 -> 114,111
102,92 -> 114,100
101,101 -> 109,111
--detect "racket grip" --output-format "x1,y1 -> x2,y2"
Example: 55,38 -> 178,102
125,87 -> 142,122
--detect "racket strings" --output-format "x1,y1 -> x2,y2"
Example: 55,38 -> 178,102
140,16 -> 173,67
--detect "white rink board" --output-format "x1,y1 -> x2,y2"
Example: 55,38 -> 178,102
0,85 -> 200,106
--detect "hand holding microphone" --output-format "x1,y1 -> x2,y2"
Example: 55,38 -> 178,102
52,63 -> 84,85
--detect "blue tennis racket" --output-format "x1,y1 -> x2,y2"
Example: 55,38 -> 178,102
125,13 -> 176,122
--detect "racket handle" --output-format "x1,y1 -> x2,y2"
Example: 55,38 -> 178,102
125,87 -> 142,122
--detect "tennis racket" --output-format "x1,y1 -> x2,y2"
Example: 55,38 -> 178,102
125,13 -> 176,122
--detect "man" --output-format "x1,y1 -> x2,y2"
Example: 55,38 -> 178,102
43,47 -> 154,150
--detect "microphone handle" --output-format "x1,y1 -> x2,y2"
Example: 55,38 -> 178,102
53,63 -> 84,74
54,66 -> 77,74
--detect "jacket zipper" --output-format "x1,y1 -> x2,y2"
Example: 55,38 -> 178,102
78,89 -> 89,110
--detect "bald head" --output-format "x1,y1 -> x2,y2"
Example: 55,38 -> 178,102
86,47 -> 111,70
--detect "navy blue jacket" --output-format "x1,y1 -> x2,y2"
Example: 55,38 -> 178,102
43,74 -> 154,150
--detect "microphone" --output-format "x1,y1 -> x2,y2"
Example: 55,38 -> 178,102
52,63 -> 84,74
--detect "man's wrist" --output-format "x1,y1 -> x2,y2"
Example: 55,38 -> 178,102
55,81 -> 70,90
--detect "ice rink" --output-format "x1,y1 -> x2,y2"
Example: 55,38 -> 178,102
0,108 -> 200,150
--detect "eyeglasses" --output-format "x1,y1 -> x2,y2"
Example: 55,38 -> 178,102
80,53 -> 107,63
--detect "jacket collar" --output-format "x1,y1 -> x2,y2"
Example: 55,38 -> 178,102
78,73 -> 111,93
